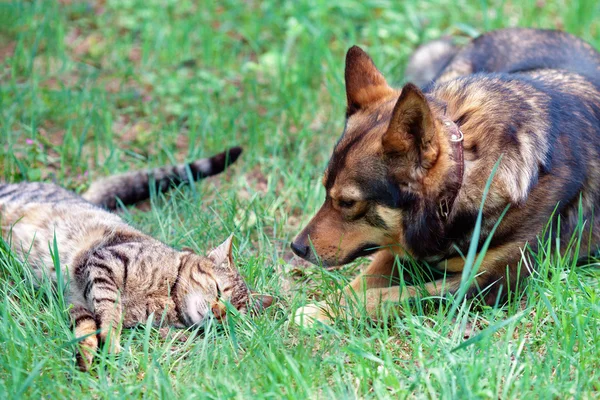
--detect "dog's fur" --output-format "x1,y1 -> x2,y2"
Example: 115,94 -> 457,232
406,28 -> 600,88
291,28 -> 600,324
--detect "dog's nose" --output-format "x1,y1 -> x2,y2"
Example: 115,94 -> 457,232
290,241 -> 308,257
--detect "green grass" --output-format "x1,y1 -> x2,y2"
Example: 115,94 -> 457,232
1,0 -> 600,398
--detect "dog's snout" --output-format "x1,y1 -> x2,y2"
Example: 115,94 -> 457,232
290,241 -> 309,257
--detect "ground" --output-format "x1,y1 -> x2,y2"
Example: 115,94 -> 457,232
1,0 -> 599,398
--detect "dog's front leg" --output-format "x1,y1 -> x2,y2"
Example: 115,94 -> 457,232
346,249 -> 398,293
359,275 -> 464,317
358,243 -> 530,318
293,250 -> 396,326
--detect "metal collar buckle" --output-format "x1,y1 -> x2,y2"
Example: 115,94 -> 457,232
450,129 -> 464,142
439,197 -> 451,220
443,120 -> 464,142
439,118 -> 465,222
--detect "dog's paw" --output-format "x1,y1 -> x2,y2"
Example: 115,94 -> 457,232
292,302 -> 333,326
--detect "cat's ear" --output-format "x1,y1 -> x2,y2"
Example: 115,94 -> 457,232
250,292 -> 275,315
181,246 -> 196,253
208,234 -> 234,268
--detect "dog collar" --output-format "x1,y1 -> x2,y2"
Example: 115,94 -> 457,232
438,119 -> 464,221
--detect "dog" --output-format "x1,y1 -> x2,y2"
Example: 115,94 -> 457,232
290,28 -> 600,324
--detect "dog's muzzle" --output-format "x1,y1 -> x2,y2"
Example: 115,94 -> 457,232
290,240 -> 309,258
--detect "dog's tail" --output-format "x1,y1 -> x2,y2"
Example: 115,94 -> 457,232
82,146 -> 242,210
404,37 -> 458,88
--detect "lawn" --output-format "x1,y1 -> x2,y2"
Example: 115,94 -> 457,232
1,0 -> 600,398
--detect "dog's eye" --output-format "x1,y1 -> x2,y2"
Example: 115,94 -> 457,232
338,199 -> 356,208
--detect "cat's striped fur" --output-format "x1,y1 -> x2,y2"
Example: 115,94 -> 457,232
0,179 -> 269,371
83,146 -> 242,209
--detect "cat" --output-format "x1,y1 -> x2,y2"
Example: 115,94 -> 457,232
0,180 -> 272,371
82,146 -> 242,209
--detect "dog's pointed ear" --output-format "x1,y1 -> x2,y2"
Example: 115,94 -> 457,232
345,46 -> 393,116
382,83 -> 438,168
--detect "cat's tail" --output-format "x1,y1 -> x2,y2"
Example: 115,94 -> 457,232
404,37 -> 458,88
82,147 -> 242,210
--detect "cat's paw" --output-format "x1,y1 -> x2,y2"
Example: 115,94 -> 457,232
111,340 -> 123,354
73,317 -> 99,371
104,337 -> 122,354
293,302 -> 333,326
159,327 -> 190,343
76,335 -> 98,372
99,329 -> 122,354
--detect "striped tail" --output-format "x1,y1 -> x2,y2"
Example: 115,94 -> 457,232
82,147 -> 242,210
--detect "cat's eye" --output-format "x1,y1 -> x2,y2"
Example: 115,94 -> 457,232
215,283 -> 222,300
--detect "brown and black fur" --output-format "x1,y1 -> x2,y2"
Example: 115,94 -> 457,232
83,146 -> 242,210
406,28 -> 600,88
0,182 -> 272,370
291,28 -> 600,324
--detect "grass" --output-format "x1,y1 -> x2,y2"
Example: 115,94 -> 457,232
1,0 -> 600,398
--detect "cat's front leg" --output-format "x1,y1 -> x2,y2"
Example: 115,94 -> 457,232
76,255 -> 124,354
89,286 -> 123,353
69,302 -> 99,371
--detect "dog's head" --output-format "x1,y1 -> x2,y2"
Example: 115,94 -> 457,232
291,46 -> 463,266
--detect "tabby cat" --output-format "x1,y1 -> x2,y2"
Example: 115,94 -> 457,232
84,146 -> 242,209
0,148 -> 272,371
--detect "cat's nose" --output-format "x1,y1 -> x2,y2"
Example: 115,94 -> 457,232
290,241 -> 308,257
211,302 -> 227,322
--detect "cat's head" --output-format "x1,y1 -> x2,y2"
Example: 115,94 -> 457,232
176,234 -> 273,326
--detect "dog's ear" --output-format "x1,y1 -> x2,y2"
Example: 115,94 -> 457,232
382,83 -> 438,168
345,46 -> 393,116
